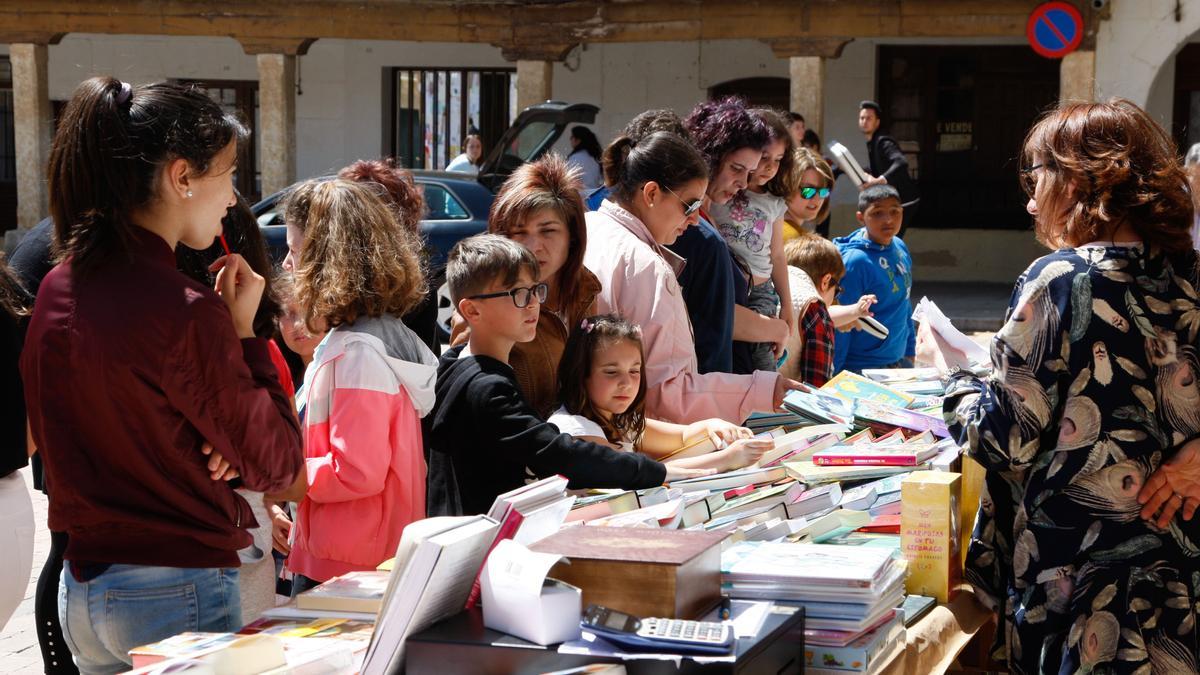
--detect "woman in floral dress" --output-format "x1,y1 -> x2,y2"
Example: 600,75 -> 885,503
940,99 -> 1200,674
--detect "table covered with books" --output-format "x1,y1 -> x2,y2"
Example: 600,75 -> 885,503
126,355 -> 1002,675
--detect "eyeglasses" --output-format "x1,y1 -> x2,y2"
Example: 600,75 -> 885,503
836,285 -> 845,296
467,282 -> 549,309
799,186 -> 831,200
1020,163 -> 1045,192
663,185 -> 703,218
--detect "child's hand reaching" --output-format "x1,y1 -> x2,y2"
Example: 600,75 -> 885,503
665,465 -> 717,482
851,294 -> 877,320
723,438 -> 774,470
687,419 -> 752,450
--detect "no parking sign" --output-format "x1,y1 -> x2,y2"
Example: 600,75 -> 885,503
1027,1 -> 1084,59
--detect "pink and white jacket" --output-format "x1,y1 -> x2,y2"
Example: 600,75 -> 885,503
583,200 -> 776,424
287,316 -> 438,582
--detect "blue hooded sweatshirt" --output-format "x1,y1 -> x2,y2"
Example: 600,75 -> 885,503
832,227 -> 916,371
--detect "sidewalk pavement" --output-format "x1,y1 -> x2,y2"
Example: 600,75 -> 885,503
2,468 -> 50,675
912,281 -> 1011,332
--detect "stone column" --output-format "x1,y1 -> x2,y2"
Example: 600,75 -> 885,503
257,53 -> 297,197
10,43 -> 52,231
1060,50 -> 1096,104
789,56 -> 825,138
764,38 -> 852,140
516,60 -> 553,112
238,38 -> 313,198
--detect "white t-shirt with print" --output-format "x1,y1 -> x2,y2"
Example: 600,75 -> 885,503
708,189 -> 788,279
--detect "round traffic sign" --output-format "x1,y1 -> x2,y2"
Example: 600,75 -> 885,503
1027,2 -> 1084,59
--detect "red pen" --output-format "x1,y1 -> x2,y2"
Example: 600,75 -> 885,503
218,233 -> 231,257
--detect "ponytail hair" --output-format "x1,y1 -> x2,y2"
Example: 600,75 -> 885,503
48,77 -> 248,276
601,131 -> 709,204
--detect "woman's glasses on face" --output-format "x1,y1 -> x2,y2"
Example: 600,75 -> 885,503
663,185 -> 703,218
467,282 -> 549,309
799,186 -> 831,199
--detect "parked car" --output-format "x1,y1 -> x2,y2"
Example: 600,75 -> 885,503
253,101 -> 599,342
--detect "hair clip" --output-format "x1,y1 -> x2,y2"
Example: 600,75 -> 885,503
115,81 -> 133,105
580,318 -> 594,333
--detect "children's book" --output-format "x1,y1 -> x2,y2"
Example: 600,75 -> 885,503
669,465 -> 788,493
812,442 -> 941,467
782,386 -> 855,426
852,399 -> 950,439
821,371 -> 914,408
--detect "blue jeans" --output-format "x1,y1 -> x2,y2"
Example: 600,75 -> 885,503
59,564 -> 240,674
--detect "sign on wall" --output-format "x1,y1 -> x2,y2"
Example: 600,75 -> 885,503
1026,2 -> 1084,59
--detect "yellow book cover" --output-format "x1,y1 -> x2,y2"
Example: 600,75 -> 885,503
900,471 -> 961,603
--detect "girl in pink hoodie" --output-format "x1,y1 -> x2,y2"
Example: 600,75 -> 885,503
272,178 -> 438,593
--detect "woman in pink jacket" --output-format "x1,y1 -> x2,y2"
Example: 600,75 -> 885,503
584,131 -> 798,424
273,178 -> 437,593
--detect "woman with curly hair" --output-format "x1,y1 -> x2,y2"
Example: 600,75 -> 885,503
450,154 -> 601,418
339,157 -> 440,353
665,98 -> 790,377
275,178 -> 438,594
927,99 -> 1200,673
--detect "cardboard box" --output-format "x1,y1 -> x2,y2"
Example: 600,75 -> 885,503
900,471 -> 961,603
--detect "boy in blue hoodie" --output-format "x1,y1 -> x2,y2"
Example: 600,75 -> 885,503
833,185 -> 915,372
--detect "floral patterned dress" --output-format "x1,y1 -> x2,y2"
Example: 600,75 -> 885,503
945,244 -> 1200,674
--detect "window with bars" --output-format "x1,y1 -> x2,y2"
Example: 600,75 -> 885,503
388,67 -> 517,171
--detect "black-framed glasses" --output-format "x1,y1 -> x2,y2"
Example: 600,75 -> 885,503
467,282 -> 548,309
663,185 -> 703,218
1020,163 -> 1044,175
799,186 -> 831,199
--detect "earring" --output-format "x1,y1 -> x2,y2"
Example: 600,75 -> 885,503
186,190 -> 193,198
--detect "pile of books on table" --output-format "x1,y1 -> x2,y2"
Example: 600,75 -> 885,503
721,543 -> 907,673
130,364 -> 976,674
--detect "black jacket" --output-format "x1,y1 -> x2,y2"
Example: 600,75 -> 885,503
424,345 -> 667,516
866,134 -> 918,206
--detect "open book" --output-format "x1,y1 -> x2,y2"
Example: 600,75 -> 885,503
828,141 -> 869,186
361,515 -> 500,675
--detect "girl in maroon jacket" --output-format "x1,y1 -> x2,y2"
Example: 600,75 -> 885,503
21,77 -> 303,674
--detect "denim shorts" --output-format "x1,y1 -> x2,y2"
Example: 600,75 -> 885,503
59,564 -> 240,674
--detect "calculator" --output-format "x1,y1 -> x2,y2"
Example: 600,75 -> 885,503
581,604 -> 735,654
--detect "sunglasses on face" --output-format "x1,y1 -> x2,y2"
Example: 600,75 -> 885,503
799,186 -> 831,199
467,282 -> 549,309
663,185 -> 703,218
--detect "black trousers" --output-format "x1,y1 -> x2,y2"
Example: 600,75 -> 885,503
37,530 -> 78,674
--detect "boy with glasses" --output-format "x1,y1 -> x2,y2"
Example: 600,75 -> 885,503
424,234 -> 673,516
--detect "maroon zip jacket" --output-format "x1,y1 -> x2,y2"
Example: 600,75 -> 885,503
21,228 -> 303,568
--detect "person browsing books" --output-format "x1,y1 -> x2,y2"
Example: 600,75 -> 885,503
707,109 -> 799,373
272,178 -> 438,595
21,78 -> 304,673
584,131 -> 800,424
450,155 -> 601,419
781,233 -> 877,386
426,235 -> 699,517
833,185 -> 915,373
549,314 -> 773,471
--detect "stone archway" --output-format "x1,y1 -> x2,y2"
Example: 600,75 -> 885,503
1095,0 -> 1200,106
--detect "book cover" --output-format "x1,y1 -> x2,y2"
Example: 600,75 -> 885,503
828,141 -> 868,185
900,471 -> 962,603
712,481 -> 805,519
783,459 -> 920,485
853,399 -> 950,439
668,465 -> 787,493
821,371 -> 915,408
804,615 -> 904,671
725,542 -> 893,588
812,442 -> 941,467
296,571 -> 390,614
782,386 -> 855,426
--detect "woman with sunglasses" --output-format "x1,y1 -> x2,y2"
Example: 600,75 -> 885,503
450,155 -> 601,419
584,130 -> 799,424
783,147 -> 835,238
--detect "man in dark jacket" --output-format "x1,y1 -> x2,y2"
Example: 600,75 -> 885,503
859,101 -> 919,235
